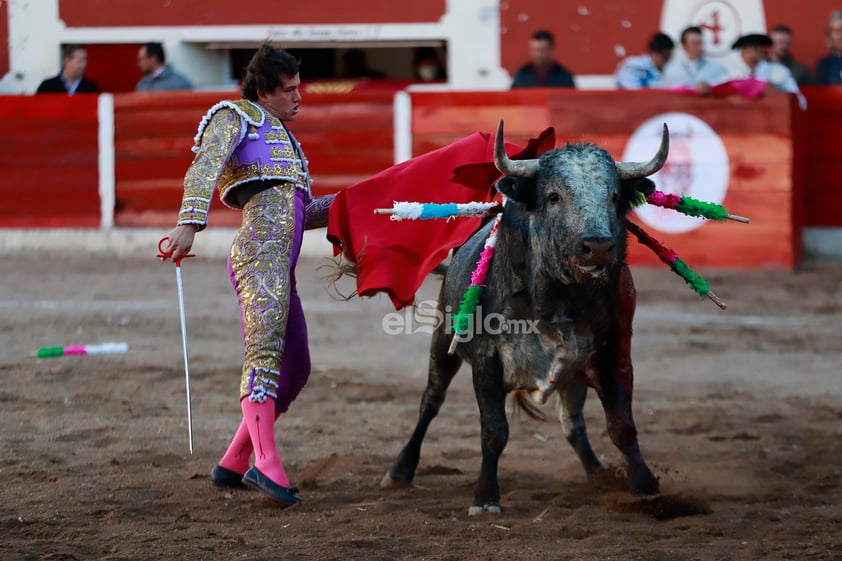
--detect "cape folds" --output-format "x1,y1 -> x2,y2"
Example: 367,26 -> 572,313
326,127 -> 555,309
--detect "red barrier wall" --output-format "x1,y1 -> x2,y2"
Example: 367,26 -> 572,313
0,88 -> 839,271
113,89 -> 396,227
0,96 -> 100,227
801,86 -> 842,228
410,89 -> 805,269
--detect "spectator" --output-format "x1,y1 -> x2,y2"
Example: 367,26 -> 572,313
663,26 -> 728,93
339,49 -> 386,79
730,33 -> 806,109
511,30 -> 575,88
769,24 -> 813,85
815,10 -> 842,85
615,32 -> 675,89
36,44 -> 98,94
136,42 -> 193,91
413,47 -> 447,81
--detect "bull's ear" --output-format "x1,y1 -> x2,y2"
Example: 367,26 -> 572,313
495,176 -> 536,208
620,177 -> 656,203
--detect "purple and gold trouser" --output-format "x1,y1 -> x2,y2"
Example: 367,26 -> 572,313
228,184 -> 310,412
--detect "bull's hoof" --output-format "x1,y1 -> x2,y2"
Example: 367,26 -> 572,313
380,470 -> 413,489
629,471 -> 660,496
468,504 -> 501,516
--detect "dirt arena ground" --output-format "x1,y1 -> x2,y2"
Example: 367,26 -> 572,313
1,238 -> 840,561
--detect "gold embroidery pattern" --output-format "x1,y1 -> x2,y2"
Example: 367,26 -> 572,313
232,185 -> 297,402
228,99 -> 264,124
178,109 -> 241,226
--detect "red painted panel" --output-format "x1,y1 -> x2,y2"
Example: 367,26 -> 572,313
763,0 -> 842,77
112,90 -> 396,227
500,1 -> 664,77
59,0 -> 445,26
0,96 -> 100,228
0,0 -> 9,78
85,44 -> 144,93
410,90 -> 801,269
801,86 -> 842,227
499,0 -> 841,82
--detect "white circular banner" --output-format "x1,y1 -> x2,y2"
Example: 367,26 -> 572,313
623,112 -> 730,234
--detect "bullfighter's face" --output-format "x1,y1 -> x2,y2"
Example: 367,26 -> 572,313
258,73 -> 302,121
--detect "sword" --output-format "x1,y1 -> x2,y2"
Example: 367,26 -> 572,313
158,237 -> 196,453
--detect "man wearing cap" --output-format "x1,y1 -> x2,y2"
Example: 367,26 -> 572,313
730,33 -> 806,109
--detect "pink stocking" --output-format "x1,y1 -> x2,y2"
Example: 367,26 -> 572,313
217,418 -> 252,475
218,409 -> 282,475
241,397 -> 290,487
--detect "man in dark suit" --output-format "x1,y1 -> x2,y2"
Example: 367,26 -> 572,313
36,44 -> 99,94
511,30 -> 575,88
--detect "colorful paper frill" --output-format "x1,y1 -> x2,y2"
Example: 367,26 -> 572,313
643,190 -> 736,222
451,214 -> 502,335
626,221 -> 725,309
383,201 -> 502,221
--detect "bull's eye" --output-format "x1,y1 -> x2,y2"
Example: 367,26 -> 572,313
610,192 -> 619,204
548,192 -> 561,204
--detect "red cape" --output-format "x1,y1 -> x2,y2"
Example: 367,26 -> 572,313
327,127 -> 555,309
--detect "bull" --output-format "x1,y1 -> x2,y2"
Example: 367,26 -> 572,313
382,120 -> 669,514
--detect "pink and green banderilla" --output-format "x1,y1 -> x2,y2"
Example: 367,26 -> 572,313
448,213 -> 502,354
626,220 -> 726,309
642,190 -> 750,223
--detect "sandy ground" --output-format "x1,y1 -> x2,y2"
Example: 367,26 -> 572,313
0,242 -> 840,561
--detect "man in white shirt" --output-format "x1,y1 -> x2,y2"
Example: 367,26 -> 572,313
615,32 -> 675,89
663,26 -> 728,93
730,33 -> 806,109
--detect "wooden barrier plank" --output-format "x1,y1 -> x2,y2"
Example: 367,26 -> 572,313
112,91 -> 396,227
549,92 -> 799,269
410,90 -> 801,269
801,86 -> 842,227
0,96 -> 100,228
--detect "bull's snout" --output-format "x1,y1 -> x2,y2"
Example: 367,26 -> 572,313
578,237 -> 614,265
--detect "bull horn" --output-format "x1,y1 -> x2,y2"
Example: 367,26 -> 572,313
494,120 -> 540,178
616,123 -> 670,180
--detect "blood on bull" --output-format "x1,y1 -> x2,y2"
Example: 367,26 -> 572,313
382,120 -> 670,515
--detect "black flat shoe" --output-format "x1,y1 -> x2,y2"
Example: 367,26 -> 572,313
241,466 -> 302,507
211,465 -> 247,489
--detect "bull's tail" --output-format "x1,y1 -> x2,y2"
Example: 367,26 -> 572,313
511,390 -> 548,421
318,255 -> 359,301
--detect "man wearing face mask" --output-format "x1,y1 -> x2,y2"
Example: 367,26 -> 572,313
162,43 -> 334,507
414,48 -> 447,81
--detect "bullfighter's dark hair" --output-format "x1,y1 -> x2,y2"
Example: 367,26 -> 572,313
680,26 -> 703,45
531,30 -> 555,46
143,42 -> 166,64
241,43 -> 300,101
648,32 -> 675,53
